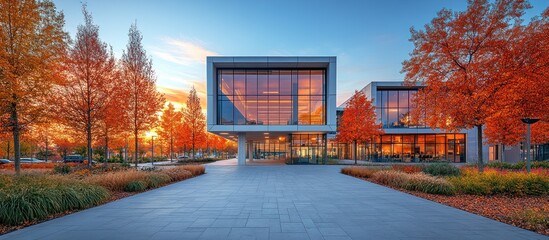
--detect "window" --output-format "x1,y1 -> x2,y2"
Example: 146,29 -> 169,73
369,134 -> 466,163
376,89 -> 424,128
217,69 -> 325,125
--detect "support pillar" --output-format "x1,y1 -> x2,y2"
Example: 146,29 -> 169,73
248,141 -> 254,162
237,133 -> 246,165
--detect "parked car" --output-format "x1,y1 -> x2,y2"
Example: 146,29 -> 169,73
63,155 -> 84,163
177,155 -> 189,161
20,158 -> 45,163
0,159 -> 11,164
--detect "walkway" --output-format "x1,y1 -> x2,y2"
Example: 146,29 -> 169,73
1,166 -> 546,240
208,158 -> 286,166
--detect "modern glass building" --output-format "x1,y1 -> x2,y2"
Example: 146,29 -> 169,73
207,57 -> 337,165
331,81 -> 487,163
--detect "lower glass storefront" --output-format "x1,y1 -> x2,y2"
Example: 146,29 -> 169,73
328,133 -> 466,163
289,134 -> 327,164
247,134 -> 328,164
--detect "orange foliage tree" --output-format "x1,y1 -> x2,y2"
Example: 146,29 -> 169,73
402,0 -> 531,171
337,90 -> 383,164
487,7 -> 549,152
158,102 -> 181,161
121,23 -> 165,167
181,86 -> 206,160
0,0 -> 68,174
56,6 -> 119,167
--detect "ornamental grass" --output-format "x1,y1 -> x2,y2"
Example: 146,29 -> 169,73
341,167 -> 380,178
0,174 -> 109,225
371,170 -> 456,195
448,168 -> 549,196
85,170 -> 150,192
391,165 -> 423,174
422,163 -> 461,177
178,165 -> 206,176
162,167 -> 193,181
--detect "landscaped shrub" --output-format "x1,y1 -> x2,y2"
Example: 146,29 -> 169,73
0,175 -> 109,225
341,167 -> 380,178
486,161 -> 549,170
508,209 -> 549,233
85,170 -> 149,192
486,162 -> 522,170
0,162 -> 79,170
162,167 -> 193,181
179,165 -> 206,176
448,170 -> 549,196
371,170 -> 455,195
146,173 -> 171,188
124,180 -> 147,192
392,165 -> 423,174
423,163 -> 460,177
53,165 -> 71,174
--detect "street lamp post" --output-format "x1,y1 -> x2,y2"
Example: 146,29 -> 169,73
521,118 -> 540,173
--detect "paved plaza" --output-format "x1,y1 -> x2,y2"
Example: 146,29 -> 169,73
1,164 -> 546,240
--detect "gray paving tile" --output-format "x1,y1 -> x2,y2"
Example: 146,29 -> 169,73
1,165 -> 546,240
281,222 -> 306,232
228,227 -> 269,240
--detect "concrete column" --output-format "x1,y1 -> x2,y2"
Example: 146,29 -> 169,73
237,133 -> 246,165
248,141 -> 254,162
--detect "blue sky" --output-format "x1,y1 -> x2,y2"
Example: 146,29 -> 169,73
53,0 -> 549,107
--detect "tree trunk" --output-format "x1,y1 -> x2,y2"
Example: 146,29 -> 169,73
87,122 -> 92,168
134,129 -> 138,168
477,125 -> 484,173
104,127 -> 109,167
354,140 -> 357,165
170,136 -> 173,162
45,136 -> 48,162
124,137 -> 128,163
192,132 -> 195,160
13,128 -> 21,175
12,102 -> 21,175
7,140 -> 10,160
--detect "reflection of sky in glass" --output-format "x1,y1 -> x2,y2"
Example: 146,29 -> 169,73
218,69 -> 325,125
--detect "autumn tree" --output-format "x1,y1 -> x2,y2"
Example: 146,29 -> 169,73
57,6 -> 119,167
402,0 -> 531,171
158,102 -> 181,162
175,120 -> 190,156
0,0 -> 68,174
97,63 -> 126,164
121,23 -> 165,167
337,90 -> 383,164
181,86 -> 205,160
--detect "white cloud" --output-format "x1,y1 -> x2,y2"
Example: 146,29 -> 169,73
152,38 -> 218,66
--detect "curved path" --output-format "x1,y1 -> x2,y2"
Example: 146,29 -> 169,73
2,165 -> 546,240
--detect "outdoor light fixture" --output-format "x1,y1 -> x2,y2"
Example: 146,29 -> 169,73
521,117 -> 540,173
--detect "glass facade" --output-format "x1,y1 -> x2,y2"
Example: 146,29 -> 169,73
217,69 -> 326,125
376,89 -> 426,128
289,134 -> 327,164
328,134 -> 466,163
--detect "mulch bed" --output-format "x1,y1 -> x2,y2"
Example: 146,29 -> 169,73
410,192 -> 548,236
359,177 -> 549,236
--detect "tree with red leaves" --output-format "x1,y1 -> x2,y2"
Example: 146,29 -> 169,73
337,90 -> 383,164
403,0 -> 533,171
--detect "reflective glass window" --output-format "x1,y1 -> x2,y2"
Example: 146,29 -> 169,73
220,70 -> 233,96
246,70 -> 258,95
217,69 -> 325,125
310,70 -> 324,95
